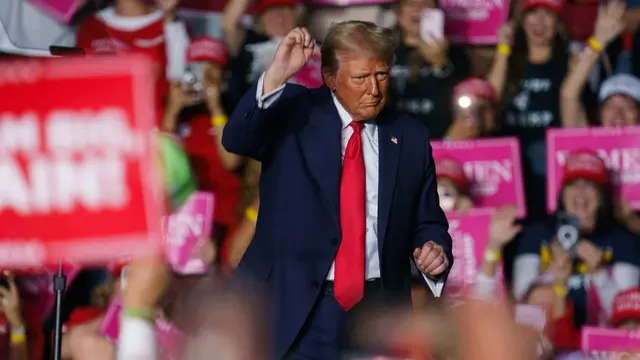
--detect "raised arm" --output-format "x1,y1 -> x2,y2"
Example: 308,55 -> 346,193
486,23 -> 515,99
221,0 -> 252,57
222,27 -> 317,160
560,0 -> 626,127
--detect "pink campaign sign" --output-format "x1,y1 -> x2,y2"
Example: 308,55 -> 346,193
443,208 -> 505,304
26,0 -> 83,25
162,191 -> 214,275
291,52 -> 323,88
431,138 -> 526,218
581,327 -> 640,359
302,0 -> 393,5
439,0 -> 511,45
546,127 -> 640,213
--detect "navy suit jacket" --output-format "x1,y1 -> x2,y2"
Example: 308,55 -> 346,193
222,82 -> 452,359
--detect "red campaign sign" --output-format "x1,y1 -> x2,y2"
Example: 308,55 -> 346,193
0,55 -> 164,268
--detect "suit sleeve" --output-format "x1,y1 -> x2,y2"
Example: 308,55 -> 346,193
221,73 -> 302,160
413,136 -> 453,296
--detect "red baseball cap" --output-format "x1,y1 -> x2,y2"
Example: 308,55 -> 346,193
453,77 -> 497,103
435,156 -> 468,192
562,150 -> 608,185
187,37 -> 228,67
610,288 -> 640,326
258,0 -> 296,13
522,0 -> 565,14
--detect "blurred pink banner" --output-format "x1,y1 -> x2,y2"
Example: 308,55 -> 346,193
443,208 -> 505,304
546,127 -> 640,213
17,264 -> 80,320
302,0 -> 393,5
162,191 -> 214,275
439,0 -> 511,45
431,137 -> 526,218
26,0 -> 83,25
581,327 -> 640,358
291,52 -> 323,88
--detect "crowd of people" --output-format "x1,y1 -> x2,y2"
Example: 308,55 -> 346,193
2,0 -> 640,358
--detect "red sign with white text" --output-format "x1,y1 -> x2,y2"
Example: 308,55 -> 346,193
0,55 -> 163,268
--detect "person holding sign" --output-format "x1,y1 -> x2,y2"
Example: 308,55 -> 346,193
513,150 -> 640,328
222,22 -> 453,359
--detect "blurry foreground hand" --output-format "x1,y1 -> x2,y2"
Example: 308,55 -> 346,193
123,256 -> 171,310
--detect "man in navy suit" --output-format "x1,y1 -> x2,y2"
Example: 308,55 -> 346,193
222,21 -> 453,360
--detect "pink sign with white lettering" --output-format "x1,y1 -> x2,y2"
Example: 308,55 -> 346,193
439,0 -> 511,45
443,208 -> 505,304
162,191 -> 214,275
546,127 -> 640,213
581,327 -> 640,359
431,137 -> 526,218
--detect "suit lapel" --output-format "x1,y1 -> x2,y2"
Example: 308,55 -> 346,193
377,112 -> 401,249
297,87 -> 342,230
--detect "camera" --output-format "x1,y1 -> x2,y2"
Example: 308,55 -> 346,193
181,63 -> 204,102
556,212 -> 580,256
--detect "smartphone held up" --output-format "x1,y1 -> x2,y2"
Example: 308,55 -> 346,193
419,8 -> 445,45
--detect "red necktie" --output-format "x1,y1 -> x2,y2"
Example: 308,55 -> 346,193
334,121 -> 366,311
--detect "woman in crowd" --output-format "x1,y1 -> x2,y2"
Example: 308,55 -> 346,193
389,0 -> 470,139
444,77 -> 499,140
0,273 -> 39,360
487,0 -> 585,220
513,150 -> 640,329
75,0 -> 189,120
560,1 -> 633,128
222,0 -> 298,99
164,36 -> 244,254
434,157 -> 473,213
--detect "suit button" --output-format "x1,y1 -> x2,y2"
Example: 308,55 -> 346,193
331,238 -> 339,246
244,111 -> 250,119
312,281 -> 320,290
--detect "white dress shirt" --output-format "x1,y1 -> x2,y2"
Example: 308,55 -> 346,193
256,73 -> 444,297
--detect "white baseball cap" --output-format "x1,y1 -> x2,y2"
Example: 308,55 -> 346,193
598,74 -> 640,103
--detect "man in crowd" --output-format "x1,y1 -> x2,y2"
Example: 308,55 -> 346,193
222,21 -> 453,359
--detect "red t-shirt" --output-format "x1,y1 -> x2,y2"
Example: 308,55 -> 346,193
179,114 -> 241,227
76,7 -> 170,121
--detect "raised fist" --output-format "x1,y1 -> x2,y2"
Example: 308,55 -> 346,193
264,27 -> 315,92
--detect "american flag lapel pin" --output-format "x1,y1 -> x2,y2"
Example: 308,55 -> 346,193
391,136 -> 398,144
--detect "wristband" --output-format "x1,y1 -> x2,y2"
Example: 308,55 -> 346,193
211,115 -> 228,127
245,207 -> 258,222
10,333 -> 26,344
496,44 -> 512,56
587,37 -> 603,52
483,249 -> 501,263
124,307 -> 156,323
552,284 -> 568,297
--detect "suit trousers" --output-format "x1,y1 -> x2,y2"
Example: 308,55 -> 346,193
284,279 -> 387,360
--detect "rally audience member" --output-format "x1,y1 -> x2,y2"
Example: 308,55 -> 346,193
610,288 -> 640,329
225,198 -> 260,269
560,1 -> 632,127
513,150 -> 640,328
434,157 -> 473,213
487,0 -> 582,221
75,0 -> 189,111
389,0 -> 470,139
164,36 -> 244,249
0,273 -> 39,360
222,0 -> 298,98
445,78 -> 499,140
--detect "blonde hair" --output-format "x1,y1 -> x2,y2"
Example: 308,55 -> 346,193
321,20 -> 398,76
